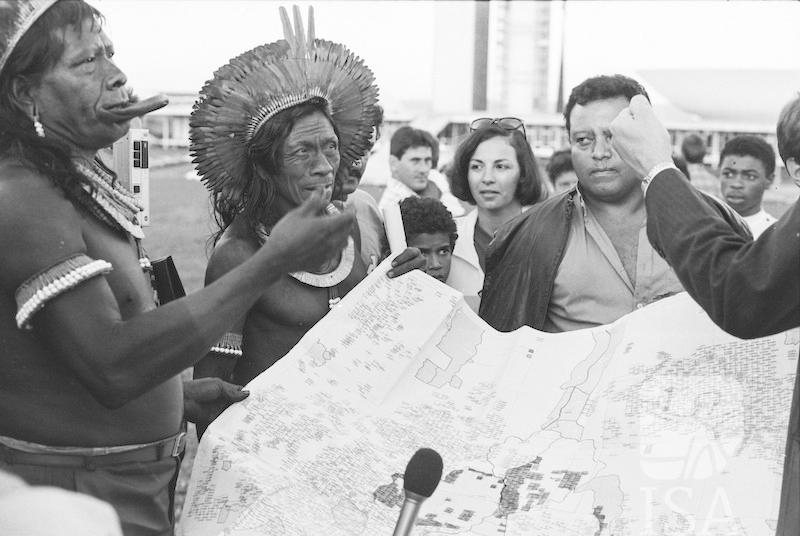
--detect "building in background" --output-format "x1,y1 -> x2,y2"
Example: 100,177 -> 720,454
486,1 -> 565,115
143,93 -> 194,148
431,1 -> 565,117
141,2 -> 795,190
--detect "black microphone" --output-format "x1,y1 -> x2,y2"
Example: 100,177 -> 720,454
392,448 -> 444,536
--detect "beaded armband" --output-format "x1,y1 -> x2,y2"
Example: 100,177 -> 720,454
15,254 -> 113,330
210,332 -> 243,358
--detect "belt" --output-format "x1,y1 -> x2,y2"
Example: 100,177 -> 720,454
0,431 -> 186,471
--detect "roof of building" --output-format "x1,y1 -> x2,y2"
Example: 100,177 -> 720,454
637,68 -> 799,128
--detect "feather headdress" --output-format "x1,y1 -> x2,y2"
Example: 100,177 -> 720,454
0,0 -> 59,77
190,5 -> 380,207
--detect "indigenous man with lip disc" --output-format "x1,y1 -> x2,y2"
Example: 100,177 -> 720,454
0,1 -> 353,534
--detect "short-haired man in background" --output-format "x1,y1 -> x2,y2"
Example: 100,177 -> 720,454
545,148 -> 579,194
681,132 -> 718,194
378,126 -> 463,216
718,135 -> 777,237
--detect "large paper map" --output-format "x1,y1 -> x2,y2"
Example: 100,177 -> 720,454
180,261 -> 798,536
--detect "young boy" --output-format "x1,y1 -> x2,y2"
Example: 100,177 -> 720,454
718,135 -> 778,238
394,197 -> 458,283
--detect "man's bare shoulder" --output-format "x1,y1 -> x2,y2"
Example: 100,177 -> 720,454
0,160 -> 87,289
205,219 -> 259,285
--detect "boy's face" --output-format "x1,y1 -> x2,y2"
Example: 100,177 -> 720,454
719,154 -> 773,218
406,232 -> 453,283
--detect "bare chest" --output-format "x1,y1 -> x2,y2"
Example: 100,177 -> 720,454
258,258 -> 367,328
80,216 -> 155,318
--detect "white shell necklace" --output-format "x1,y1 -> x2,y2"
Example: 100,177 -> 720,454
255,224 -> 355,288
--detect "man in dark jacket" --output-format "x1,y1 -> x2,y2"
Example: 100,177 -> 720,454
479,75 -> 747,333
610,93 -> 799,536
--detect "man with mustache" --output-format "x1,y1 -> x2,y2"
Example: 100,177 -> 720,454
480,74 -> 747,333
0,1 -> 353,534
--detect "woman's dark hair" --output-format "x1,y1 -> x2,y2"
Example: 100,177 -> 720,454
0,1 -> 103,201
210,98 -> 340,242
447,126 -> 544,206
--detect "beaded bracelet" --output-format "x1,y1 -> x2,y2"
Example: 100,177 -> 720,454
210,332 -> 243,358
15,254 -> 113,330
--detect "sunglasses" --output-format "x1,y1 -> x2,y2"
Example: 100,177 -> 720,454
469,117 -> 526,138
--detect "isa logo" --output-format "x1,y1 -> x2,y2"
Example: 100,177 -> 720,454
638,375 -> 745,481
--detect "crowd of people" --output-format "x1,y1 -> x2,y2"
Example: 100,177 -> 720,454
0,1 -> 797,535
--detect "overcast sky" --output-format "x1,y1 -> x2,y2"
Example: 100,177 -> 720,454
95,0 -> 799,118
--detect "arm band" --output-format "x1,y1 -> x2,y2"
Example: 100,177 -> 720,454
210,332 -> 243,358
15,254 -> 113,330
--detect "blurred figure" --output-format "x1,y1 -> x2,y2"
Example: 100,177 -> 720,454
672,154 -> 690,179
546,148 -> 579,193
718,135 -> 777,238
378,126 -> 463,216
609,92 -> 799,536
340,105 -> 385,270
681,133 -> 718,194
0,469 -> 122,535
397,197 -> 458,283
446,118 -> 545,310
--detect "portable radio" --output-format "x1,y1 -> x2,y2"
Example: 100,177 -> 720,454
112,127 -> 150,226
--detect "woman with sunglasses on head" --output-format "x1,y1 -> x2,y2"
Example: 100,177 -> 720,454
446,117 -> 546,311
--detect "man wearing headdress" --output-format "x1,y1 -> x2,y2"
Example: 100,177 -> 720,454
191,7 -> 423,434
0,1 -> 353,534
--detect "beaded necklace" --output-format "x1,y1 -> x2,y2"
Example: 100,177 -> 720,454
72,158 -> 145,240
254,223 -> 355,288
72,157 -> 152,281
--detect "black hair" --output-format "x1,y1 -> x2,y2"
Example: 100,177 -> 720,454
545,148 -> 573,185
0,1 -> 103,203
447,126 -> 544,206
399,197 -> 458,249
680,133 -> 707,164
373,104 -> 385,142
719,135 -> 776,177
564,74 -> 650,134
672,154 -> 690,179
210,98 -> 339,242
777,95 -> 800,165
390,126 -> 439,166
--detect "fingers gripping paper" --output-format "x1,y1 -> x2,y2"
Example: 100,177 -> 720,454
180,259 -> 798,535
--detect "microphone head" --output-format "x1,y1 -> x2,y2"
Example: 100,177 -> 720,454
403,448 -> 443,498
